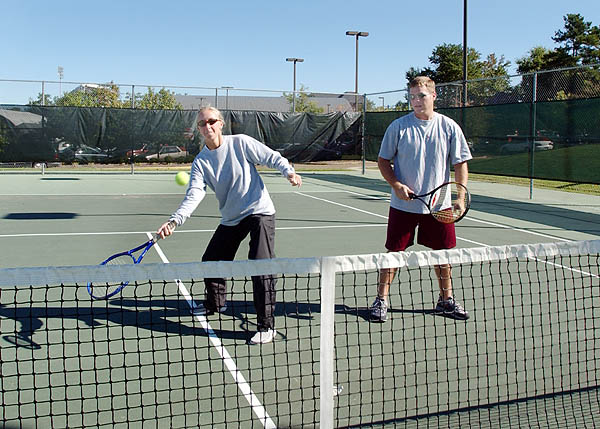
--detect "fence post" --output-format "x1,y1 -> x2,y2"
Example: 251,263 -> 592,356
362,94 -> 367,174
529,72 -> 538,199
130,85 -> 136,175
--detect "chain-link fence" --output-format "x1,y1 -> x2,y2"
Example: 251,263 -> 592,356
366,64 -> 600,111
0,80 -> 359,114
364,64 -> 600,185
0,106 -> 361,167
1,65 -> 599,184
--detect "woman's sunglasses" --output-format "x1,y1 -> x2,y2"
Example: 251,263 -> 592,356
198,118 -> 221,127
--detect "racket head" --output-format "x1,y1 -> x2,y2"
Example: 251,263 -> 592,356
87,253 -> 135,300
429,182 -> 471,223
87,223 -> 173,300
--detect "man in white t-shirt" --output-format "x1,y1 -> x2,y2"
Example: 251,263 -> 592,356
157,107 -> 302,344
372,76 -> 472,322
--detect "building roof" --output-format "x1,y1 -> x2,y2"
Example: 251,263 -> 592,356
0,109 -> 42,127
174,94 -> 353,113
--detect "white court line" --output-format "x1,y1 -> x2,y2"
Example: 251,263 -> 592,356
0,192 -> 183,197
294,191 -> 389,220
295,191 -> 598,278
295,191 -> 488,246
464,217 -> 571,242
0,224 -> 386,239
148,233 -> 276,429
296,190 -> 573,245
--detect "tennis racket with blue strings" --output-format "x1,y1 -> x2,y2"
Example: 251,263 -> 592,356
87,221 -> 176,299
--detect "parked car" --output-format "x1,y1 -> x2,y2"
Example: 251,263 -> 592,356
126,144 -> 149,157
73,144 -> 112,162
499,139 -> 554,154
54,139 -> 113,163
145,145 -> 187,160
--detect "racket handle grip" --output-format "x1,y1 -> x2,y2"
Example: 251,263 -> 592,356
408,193 -> 416,199
154,220 -> 177,242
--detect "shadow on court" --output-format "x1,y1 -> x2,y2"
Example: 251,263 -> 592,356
471,195 -> 600,235
0,299 -> 454,349
306,172 -> 600,236
4,212 -> 79,220
304,172 -> 391,195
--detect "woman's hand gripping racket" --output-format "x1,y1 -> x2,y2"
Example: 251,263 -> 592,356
410,182 -> 471,224
87,221 -> 176,300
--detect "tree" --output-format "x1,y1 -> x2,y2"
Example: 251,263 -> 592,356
407,44 -> 511,84
552,13 -> 600,64
515,14 -> 600,101
422,44 -> 510,83
284,85 -> 325,113
46,84 -> 183,110
405,66 -> 431,83
516,46 -> 553,74
405,43 -> 511,106
394,100 -> 410,110
428,44 -> 480,83
365,97 -> 378,111
55,83 -> 124,108
127,87 -> 183,110
480,53 -> 511,78
517,14 -> 600,72
28,93 -> 54,106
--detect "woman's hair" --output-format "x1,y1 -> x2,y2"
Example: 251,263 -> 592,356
197,106 -> 224,122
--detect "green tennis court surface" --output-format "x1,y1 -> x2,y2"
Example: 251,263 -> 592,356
1,170 -> 599,428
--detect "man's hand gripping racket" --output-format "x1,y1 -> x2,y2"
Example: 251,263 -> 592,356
409,182 -> 471,224
87,221 -> 176,300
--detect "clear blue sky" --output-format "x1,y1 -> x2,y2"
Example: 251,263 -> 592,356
2,0 -> 598,104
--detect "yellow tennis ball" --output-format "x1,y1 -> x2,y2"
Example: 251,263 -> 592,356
175,171 -> 190,186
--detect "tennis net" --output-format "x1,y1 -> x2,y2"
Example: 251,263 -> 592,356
1,240 -> 599,428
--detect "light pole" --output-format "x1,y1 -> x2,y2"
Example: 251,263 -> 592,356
462,0 -> 468,107
345,31 -> 369,111
286,58 -> 304,112
57,66 -> 64,96
379,96 -> 384,110
221,86 -> 233,110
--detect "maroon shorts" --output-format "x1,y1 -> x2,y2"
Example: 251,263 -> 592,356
385,207 -> 456,251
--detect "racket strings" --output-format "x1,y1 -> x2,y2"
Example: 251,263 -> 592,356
89,254 -> 135,299
431,183 -> 469,223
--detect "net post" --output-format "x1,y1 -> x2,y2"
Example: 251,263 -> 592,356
319,256 -> 336,429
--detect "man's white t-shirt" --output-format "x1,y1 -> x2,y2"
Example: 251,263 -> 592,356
378,112 -> 472,214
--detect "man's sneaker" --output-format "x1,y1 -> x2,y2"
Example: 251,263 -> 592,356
190,301 -> 227,316
370,297 -> 388,322
249,329 -> 276,345
435,296 -> 469,320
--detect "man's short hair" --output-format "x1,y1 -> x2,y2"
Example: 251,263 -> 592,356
410,76 -> 436,93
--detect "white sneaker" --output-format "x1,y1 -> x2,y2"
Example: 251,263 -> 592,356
249,329 -> 276,345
